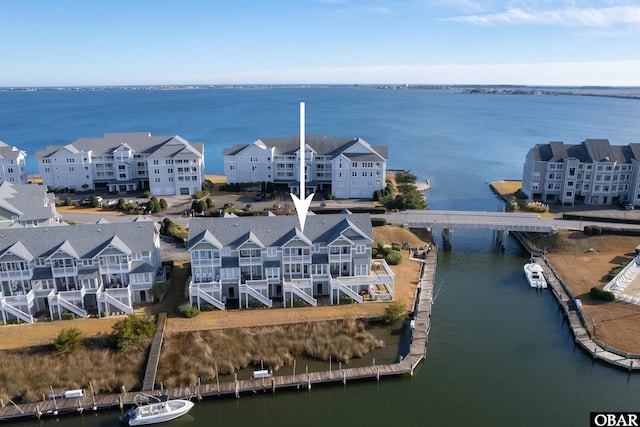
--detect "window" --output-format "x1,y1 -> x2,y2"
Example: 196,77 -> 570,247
356,245 -> 366,254
267,247 -> 277,257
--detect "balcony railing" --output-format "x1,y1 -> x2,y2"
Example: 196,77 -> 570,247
99,262 -> 131,274
239,257 -> 263,266
191,258 -> 221,267
51,266 -> 78,277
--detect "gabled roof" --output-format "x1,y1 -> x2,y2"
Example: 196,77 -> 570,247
528,139 -> 635,163
583,139 -> 618,162
0,221 -> 157,261
36,132 -> 203,160
222,135 -> 388,160
46,240 -> 80,260
0,141 -> 25,161
92,235 -> 132,257
233,231 -> 266,249
0,183 -> 57,223
0,241 -> 33,261
187,213 -> 373,251
273,228 -> 313,247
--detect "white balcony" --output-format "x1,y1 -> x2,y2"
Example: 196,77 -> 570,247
329,253 -> 352,263
191,258 -> 221,267
0,268 -> 33,280
52,266 -> 78,277
239,257 -> 263,266
99,262 -> 131,274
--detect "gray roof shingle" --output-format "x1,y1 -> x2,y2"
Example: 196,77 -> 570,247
0,221 -> 158,261
187,213 -> 373,250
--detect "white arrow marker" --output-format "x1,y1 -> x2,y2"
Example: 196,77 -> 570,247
291,102 -> 314,232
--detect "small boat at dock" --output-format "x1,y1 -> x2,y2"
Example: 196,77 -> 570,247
524,262 -> 547,289
121,396 -> 194,426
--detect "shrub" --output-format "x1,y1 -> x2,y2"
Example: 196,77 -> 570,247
178,302 -> 200,318
64,197 -> 73,206
583,225 -> 592,234
590,286 -> 616,302
385,250 -> 402,265
206,198 -> 214,208
52,328 -> 83,356
513,189 -> 528,199
194,190 -> 209,200
607,264 -> 625,281
391,242 -> 402,251
61,311 -> 75,320
377,242 -> 392,257
110,315 -> 156,350
371,248 -> 378,258
383,301 -> 407,323
143,191 -> 151,198
200,303 -> 215,312
159,198 -> 168,209
117,198 -> 127,210
371,217 -> 387,227
90,196 -> 101,208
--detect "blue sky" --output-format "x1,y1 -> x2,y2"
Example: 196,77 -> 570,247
1,0 -> 639,86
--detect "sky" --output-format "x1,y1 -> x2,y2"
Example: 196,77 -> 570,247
0,0 -> 639,86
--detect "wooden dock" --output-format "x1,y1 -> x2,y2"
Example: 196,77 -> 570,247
0,248 -> 437,422
514,232 -> 640,370
142,312 -> 166,391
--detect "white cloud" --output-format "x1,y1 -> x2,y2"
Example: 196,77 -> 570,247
443,5 -> 640,26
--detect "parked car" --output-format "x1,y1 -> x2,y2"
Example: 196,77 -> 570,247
255,192 -> 264,201
243,204 -> 252,211
81,196 -> 103,205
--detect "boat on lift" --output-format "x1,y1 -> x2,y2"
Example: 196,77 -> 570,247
524,261 -> 547,289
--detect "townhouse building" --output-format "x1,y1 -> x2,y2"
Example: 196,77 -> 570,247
0,219 -> 162,325
0,182 -> 60,228
0,141 -> 27,185
187,213 -> 395,310
522,139 -> 640,206
36,132 -> 205,196
222,135 -> 388,199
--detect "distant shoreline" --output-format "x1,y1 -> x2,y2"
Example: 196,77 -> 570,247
1,84 -> 639,100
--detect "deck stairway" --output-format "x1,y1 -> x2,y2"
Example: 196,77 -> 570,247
0,300 -> 34,324
98,292 -> 133,315
285,282 -> 317,307
331,279 -> 364,303
50,294 -> 89,318
192,287 -> 226,310
241,283 -> 273,308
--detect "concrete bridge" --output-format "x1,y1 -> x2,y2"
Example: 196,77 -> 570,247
383,210 -> 584,249
384,210 -> 575,232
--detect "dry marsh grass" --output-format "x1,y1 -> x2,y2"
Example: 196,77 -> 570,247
156,319 -> 383,387
0,339 -> 148,403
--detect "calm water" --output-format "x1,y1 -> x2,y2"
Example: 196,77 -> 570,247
2,88 -> 640,426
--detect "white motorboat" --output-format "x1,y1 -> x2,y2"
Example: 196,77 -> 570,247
524,262 -> 547,289
122,398 -> 194,426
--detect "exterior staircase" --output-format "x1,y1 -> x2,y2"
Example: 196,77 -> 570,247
0,300 -> 34,324
331,279 -> 364,303
241,284 -> 273,308
98,292 -> 134,315
285,282 -> 318,307
50,294 -> 89,318
192,287 -> 226,310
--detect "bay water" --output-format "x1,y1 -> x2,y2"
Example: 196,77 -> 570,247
1,87 -> 640,426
